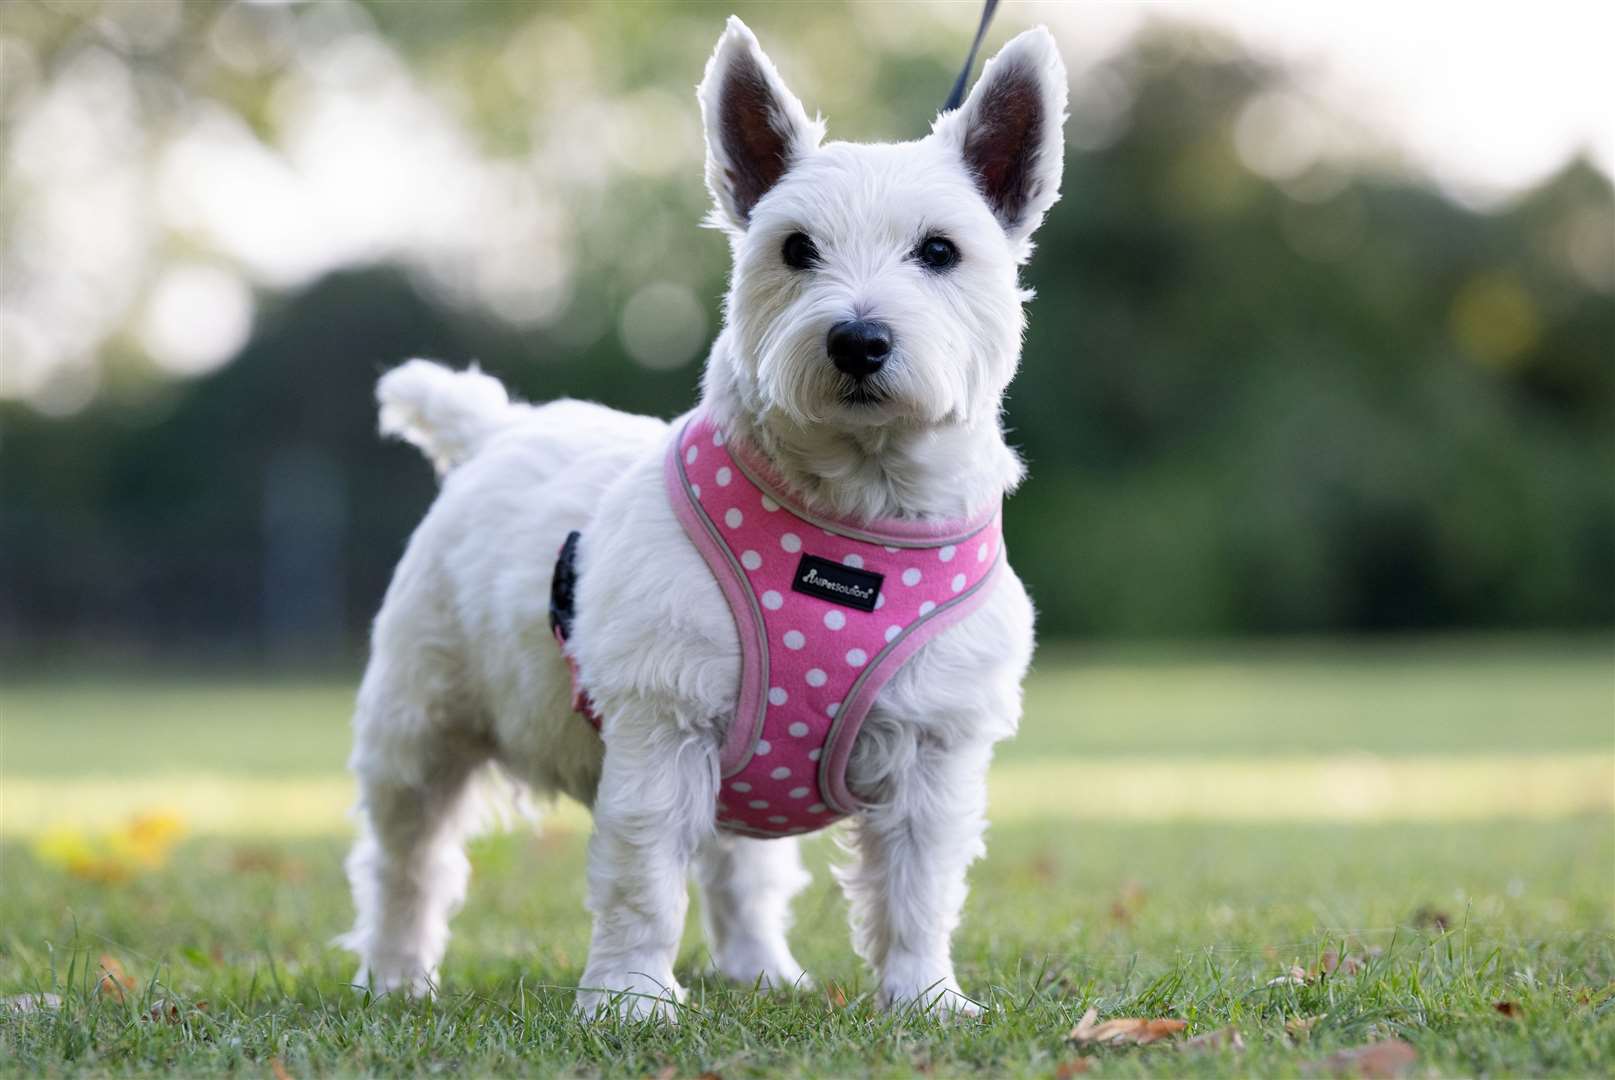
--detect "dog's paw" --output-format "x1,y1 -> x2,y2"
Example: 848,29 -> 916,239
350,962 -> 438,1000
879,974 -> 983,1019
575,969 -> 685,1022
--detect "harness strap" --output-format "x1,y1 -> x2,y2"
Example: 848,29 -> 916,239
549,530 -> 601,729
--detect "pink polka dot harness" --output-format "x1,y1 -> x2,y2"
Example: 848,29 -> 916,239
662,411 -> 1005,838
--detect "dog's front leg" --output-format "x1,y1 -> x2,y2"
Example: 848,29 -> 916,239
577,708 -> 716,1021
837,737 -> 992,1016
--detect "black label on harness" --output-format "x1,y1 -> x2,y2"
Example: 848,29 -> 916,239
791,554 -> 883,612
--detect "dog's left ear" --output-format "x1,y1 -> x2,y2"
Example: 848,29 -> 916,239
934,27 -> 1068,247
698,16 -> 824,233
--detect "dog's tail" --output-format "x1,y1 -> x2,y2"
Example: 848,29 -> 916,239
376,360 -> 515,477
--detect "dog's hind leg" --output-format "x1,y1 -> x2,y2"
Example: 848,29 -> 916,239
694,833 -> 812,989
340,657 -> 489,997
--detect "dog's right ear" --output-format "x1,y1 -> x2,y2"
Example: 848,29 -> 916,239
698,16 -> 823,233
932,27 -> 1068,252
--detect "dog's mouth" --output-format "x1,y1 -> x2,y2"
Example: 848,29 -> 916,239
838,380 -> 889,408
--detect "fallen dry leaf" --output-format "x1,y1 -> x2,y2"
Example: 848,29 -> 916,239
97,954 -> 136,1002
1109,881 -> 1148,925
1494,1000 -> 1522,1018
1068,1006 -> 1187,1046
1318,950 -> 1367,978
1411,906 -> 1451,931
4,993 -> 62,1015
1183,1026 -> 1246,1053
145,998 -> 205,1023
1318,1038 -> 1418,1078
1286,1013 -> 1327,1041
230,847 -> 308,883
1267,965 -> 1309,987
1054,1059 -> 1093,1077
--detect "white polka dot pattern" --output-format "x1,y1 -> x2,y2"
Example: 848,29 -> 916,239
674,412 -> 1002,839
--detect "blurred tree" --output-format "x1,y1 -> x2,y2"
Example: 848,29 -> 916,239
0,2 -> 1610,661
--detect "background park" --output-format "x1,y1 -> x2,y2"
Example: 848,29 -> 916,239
1,1 -> 1611,1075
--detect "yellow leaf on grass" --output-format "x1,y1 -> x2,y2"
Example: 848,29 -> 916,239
32,810 -> 185,882
1068,1006 -> 1188,1046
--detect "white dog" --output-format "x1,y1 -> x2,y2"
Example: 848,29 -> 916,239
341,16 -> 1066,1019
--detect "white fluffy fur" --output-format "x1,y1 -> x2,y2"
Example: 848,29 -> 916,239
342,17 -> 1066,1019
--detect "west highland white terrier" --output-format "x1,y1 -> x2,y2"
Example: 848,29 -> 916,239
341,15 -> 1067,1019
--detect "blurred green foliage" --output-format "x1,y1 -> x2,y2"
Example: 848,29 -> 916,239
1,1 -> 1611,660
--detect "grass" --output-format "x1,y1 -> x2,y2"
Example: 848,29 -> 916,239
3,822 -> 1611,1076
2,636 -> 1613,1076
4,636 -> 1611,774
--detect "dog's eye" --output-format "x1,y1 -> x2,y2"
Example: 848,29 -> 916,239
782,232 -> 821,271
916,235 -> 960,272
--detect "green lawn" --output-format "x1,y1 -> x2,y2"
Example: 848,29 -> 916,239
2,637 -> 1612,1076
4,636 -> 1611,775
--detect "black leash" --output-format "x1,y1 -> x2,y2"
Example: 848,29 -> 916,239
942,0 -> 1000,112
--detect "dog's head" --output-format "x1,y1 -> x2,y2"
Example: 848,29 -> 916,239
698,16 -> 1066,434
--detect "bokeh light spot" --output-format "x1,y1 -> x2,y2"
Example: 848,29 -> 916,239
620,282 -> 707,370
139,264 -> 255,377
1449,272 -> 1540,369
1235,91 -> 1326,183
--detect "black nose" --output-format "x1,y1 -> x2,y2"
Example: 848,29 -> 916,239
826,319 -> 893,379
